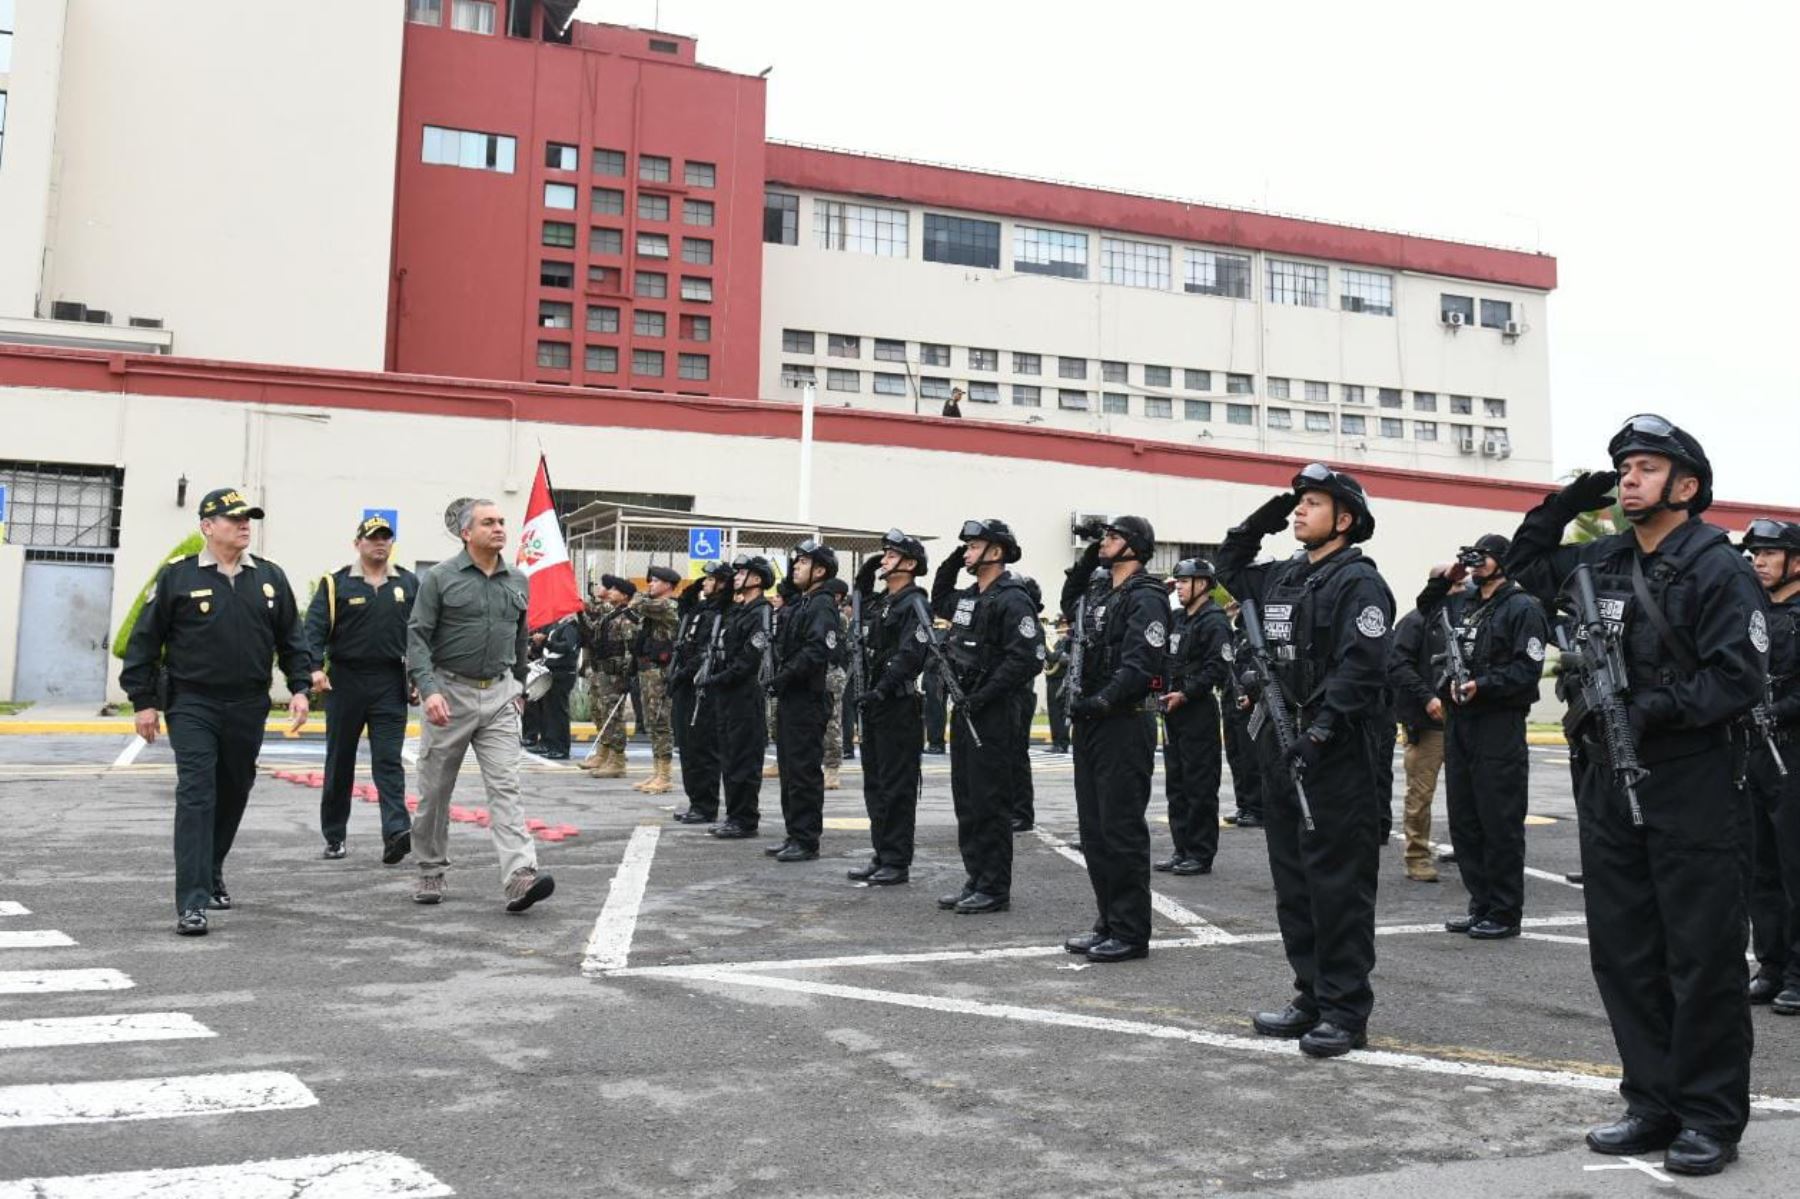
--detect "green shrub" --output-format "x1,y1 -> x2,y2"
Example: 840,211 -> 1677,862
112,533 -> 204,659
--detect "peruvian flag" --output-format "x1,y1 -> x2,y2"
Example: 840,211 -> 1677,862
514,455 -> 584,630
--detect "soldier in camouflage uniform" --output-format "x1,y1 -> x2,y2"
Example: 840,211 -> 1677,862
821,578 -> 850,789
632,566 -> 682,794
581,574 -> 639,778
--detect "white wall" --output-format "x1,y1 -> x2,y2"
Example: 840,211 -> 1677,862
0,0 -> 69,320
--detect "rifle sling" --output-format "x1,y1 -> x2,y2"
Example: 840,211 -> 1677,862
1630,554 -> 1699,676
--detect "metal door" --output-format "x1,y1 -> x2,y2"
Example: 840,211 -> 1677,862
14,562 -> 114,702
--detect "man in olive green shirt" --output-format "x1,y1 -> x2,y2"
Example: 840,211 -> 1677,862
407,499 -> 554,913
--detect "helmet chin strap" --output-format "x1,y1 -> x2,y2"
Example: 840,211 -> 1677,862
1300,499 -> 1347,551
1622,467 -> 1695,525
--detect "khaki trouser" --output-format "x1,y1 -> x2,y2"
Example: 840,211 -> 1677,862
1402,728 -> 1445,871
415,671 -> 538,888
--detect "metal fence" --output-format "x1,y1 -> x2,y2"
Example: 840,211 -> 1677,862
563,502 -> 901,590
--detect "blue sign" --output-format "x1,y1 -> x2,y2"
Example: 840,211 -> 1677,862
363,507 -> 399,539
688,527 -> 723,560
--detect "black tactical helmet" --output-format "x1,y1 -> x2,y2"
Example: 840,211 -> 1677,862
1170,557 -> 1217,581
1016,574 -> 1043,610
1103,515 -> 1157,562
731,553 -> 776,590
704,559 -> 735,584
1457,533 -> 1511,567
819,577 -> 850,598
959,518 -> 1022,563
1739,518 -> 1800,554
1607,414 -> 1713,515
881,527 -> 929,574
790,538 -> 839,578
1292,462 -> 1375,544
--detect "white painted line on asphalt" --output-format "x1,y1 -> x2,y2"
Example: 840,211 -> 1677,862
0,969 -> 132,995
0,1013 -> 216,1051
0,1071 -> 318,1129
1029,826 -> 1237,944
111,735 -> 147,769
0,903 -> 28,918
0,930 -> 76,950
581,823 -> 661,975
649,966 -> 1800,1113
1375,915 -> 1587,938
0,1150 -> 453,1198
1520,932 -> 1590,946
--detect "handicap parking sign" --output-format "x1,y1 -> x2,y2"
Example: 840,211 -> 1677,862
688,527 -> 722,560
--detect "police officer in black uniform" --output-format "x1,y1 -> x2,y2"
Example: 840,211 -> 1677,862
1416,533 -> 1549,939
1058,516 -> 1171,962
766,539 -> 839,862
931,518 -> 1041,914
1217,463 -> 1395,1057
1159,557 -> 1233,876
1506,415 -> 1763,1176
671,561 -> 733,824
706,555 -> 775,841
121,487 -> 313,936
536,613 -> 582,759
1742,519 -> 1800,1015
849,530 -> 933,886
304,514 -> 418,863
1008,574 -> 1048,832
1221,612 -> 1266,829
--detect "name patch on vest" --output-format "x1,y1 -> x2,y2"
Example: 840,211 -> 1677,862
1264,603 -> 1294,643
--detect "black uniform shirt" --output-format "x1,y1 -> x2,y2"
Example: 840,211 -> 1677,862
1388,609 -> 1446,734
303,563 -> 417,670
1416,577 -> 1549,713
715,596 -> 773,689
1082,569 -> 1170,710
946,575 -> 1043,710
121,550 -> 312,707
773,587 -> 836,694
1171,599 -> 1232,704
545,616 -> 583,676
867,583 -> 932,699
1769,592 -> 1800,726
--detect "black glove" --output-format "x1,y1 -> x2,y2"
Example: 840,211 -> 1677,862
855,687 -> 882,712
1554,470 -> 1619,515
1627,688 -> 1672,738
1237,670 -> 1264,700
1288,731 -> 1326,774
1071,695 -> 1108,721
1242,492 -> 1300,537
856,555 -> 882,595
931,553 -> 964,607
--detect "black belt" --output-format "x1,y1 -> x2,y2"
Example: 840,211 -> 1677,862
330,658 -> 404,671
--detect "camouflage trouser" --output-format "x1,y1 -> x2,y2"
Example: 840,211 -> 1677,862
638,667 -> 673,761
589,667 -> 632,753
767,695 -> 779,743
825,666 -> 846,771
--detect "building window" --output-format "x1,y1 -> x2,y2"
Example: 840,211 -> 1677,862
1267,377 -> 1291,400
764,191 -> 799,245
681,237 -> 713,265
1183,400 -> 1211,421
1101,361 -> 1128,384
1342,384 -> 1365,405
592,187 -> 625,215
828,333 -> 861,358
874,338 -> 906,362
1058,357 -> 1087,380
1184,249 -> 1252,299
920,343 -> 950,367
637,232 -> 670,258
1339,268 -> 1394,316
1267,259 -> 1328,307
1441,293 -> 1475,325
545,142 -> 577,171
1304,380 -> 1329,404
968,348 -> 998,372
538,301 -> 572,329
585,346 -> 618,374
1413,391 -> 1438,412
1145,396 -> 1173,419
1380,417 -> 1403,438
1450,395 -> 1473,415
543,182 -> 576,209
639,193 -> 670,222
1415,421 -> 1438,441
1012,385 -> 1042,408
1340,414 -> 1367,435
1103,392 -> 1129,415
1226,373 -> 1253,395
634,350 -> 666,377
407,0 -> 442,24
1481,299 -> 1514,329
815,200 -> 909,257
590,227 -> 623,255
968,381 -> 1000,404
587,305 -> 619,333
680,276 -> 713,303
1013,352 -> 1041,376
1101,237 -> 1171,289
1144,365 -> 1172,389
633,310 -> 665,338
1378,387 -> 1402,408
540,260 -> 573,288
450,0 -> 496,34
1227,403 -> 1255,425
682,198 -> 715,227
542,221 -> 576,248
684,160 -> 716,188
1013,226 -> 1089,280
1059,390 -> 1090,412
1484,397 -> 1507,418
827,369 -> 860,393
1304,411 -> 1331,433
782,329 -> 816,354
635,271 -> 666,299
1267,408 -> 1293,430
678,353 -> 710,381
1183,369 -> 1211,392
679,314 -> 710,342
919,377 -> 952,401
587,265 -> 621,292
421,125 -> 515,173
923,214 -> 1001,269
593,148 -> 626,176
639,154 -> 671,183
536,340 -> 571,369
873,373 -> 907,397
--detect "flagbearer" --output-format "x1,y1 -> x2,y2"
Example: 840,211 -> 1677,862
304,514 -> 418,864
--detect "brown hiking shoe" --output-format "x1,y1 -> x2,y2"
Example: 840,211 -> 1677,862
413,875 -> 446,905
504,867 -> 555,913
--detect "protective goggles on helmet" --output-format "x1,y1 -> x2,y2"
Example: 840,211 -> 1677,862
960,519 -> 998,542
883,527 -> 909,546
1294,462 -> 1335,486
1618,413 -> 1677,439
731,553 -> 757,570
793,538 -> 826,557
1743,519 -> 1788,542
1456,547 -> 1490,568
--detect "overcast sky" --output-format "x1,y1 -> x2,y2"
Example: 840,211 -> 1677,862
577,0 -> 1798,502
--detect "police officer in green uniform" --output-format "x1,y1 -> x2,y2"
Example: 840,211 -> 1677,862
304,514 -> 417,864
121,488 -> 312,936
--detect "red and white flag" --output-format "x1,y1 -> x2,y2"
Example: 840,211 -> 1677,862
514,455 -> 584,630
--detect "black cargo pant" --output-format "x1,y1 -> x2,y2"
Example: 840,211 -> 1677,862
949,698 -> 1016,897
166,689 -> 267,914
1074,704 -> 1158,945
923,668 -> 948,750
320,663 -> 411,845
1575,735 -> 1751,1143
1260,717 -> 1383,1032
1009,687 -> 1037,827
1047,678 -> 1070,749
1164,695 -> 1223,865
1444,706 -> 1529,926
673,681 -> 721,818
1224,703 -> 1264,818
1373,709 -> 1398,839
1749,742 -> 1800,989
862,693 -> 921,868
540,672 -> 574,755
777,685 -> 829,851
715,681 -> 765,830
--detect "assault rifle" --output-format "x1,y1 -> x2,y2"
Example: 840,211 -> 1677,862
1237,598 -> 1315,831
847,589 -> 866,744
1434,607 -> 1473,703
1752,681 -> 1790,779
908,594 -> 981,748
688,606 -> 725,728
1554,562 -> 1649,826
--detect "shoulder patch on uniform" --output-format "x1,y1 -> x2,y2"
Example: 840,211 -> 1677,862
1221,642 -> 1235,662
751,631 -> 769,650
1145,620 -> 1167,648
1526,636 -> 1545,662
825,629 -> 838,650
914,625 -> 930,643
1018,615 -> 1038,639
1036,643 -> 1047,661
1356,606 -> 1388,639
1750,610 -> 1771,654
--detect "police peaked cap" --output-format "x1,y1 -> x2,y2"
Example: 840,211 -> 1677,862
1608,414 -> 1713,515
1291,462 -> 1376,544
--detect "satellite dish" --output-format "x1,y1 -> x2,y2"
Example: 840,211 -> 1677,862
443,497 -> 475,540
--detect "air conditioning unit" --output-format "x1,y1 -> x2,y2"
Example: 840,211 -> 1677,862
1444,311 -> 1466,328
1484,434 -> 1512,459
83,310 -> 113,325
1502,319 -> 1523,337
50,301 -> 88,322
1343,296 -> 1364,313
1456,429 -> 1477,454
1070,510 -> 1110,549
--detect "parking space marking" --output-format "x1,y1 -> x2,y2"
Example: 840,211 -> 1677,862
580,823 -> 661,975
0,1150 -> 454,1199
0,931 -> 77,951
0,903 -> 28,918
0,1070 -> 318,1129
1029,827 -> 1237,943
0,970 -> 133,995
111,735 -> 147,769
0,1013 -> 216,1052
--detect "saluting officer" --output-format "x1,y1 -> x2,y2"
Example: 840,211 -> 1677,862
1060,516 -> 1170,963
1416,533 -> 1549,939
304,514 -> 418,864
848,530 -> 933,886
1159,557 -> 1233,877
121,487 -> 312,936
580,575 -> 638,778
671,562 -> 733,824
930,518 -> 1042,915
1741,519 -> 1800,1015
631,566 -> 682,794
765,540 -> 840,863
1507,416 -> 1762,1176
1217,463 -> 1395,1058
706,555 -> 776,841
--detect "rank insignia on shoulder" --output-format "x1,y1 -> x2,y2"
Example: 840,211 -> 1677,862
262,582 -> 276,598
